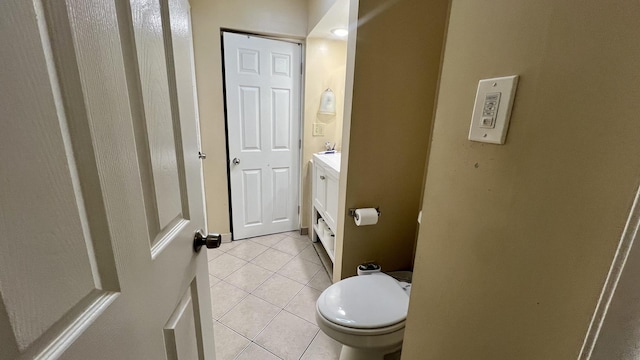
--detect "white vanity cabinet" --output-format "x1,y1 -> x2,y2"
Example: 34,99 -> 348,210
311,153 -> 340,263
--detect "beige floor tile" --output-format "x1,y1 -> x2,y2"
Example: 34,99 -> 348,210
208,274 -> 221,288
210,281 -> 248,320
300,331 -> 342,360
219,239 -> 243,252
236,343 -> 282,360
251,248 -> 294,272
252,273 -> 305,308
224,263 -> 273,292
297,246 -> 322,265
287,232 -> 311,242
211,232 -> 328,360
284,231 -> 309,241
249,233 -> 288,247
206,248 -> 224,261
272,237 -> 310,256
255,311 -> 319,360
307,270 -> 332,292
277,257 -> 322,285
213,321 -> 250,360
226,241 -> 269,261
284,286 -> 322,324
208,253 -> 247,278
219,295 -> 281,340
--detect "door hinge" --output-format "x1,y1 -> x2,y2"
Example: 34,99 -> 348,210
298,205 -> 300,214
299,139 -> 301,149
300,62 -> 303,75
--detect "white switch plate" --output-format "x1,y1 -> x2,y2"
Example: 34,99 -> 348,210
313,122 -> 325,136
468,75 -> 519,144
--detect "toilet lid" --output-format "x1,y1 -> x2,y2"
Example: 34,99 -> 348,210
317,274 -> 409,329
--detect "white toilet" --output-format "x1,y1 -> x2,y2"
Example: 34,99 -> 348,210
315,272 -> 411,360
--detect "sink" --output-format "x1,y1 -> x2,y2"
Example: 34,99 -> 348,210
315,152 -> 341,172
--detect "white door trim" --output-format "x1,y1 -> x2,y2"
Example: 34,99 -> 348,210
579,184 -> 640,359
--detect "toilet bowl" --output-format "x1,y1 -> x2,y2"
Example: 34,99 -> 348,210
315,273 -> 410,360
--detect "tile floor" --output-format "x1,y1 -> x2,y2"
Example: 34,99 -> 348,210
207,231 -> 342,360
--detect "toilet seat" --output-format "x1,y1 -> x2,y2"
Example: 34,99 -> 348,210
316,273 -> 409,330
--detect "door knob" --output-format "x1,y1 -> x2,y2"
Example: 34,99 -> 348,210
232,158 -> 241,165
193,230 -> 222,253
198,151 -> 206,159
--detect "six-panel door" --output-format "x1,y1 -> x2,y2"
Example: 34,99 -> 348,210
224,32 -> 302,240
0,0 -> 215,358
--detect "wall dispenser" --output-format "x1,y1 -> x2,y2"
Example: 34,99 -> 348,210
319,88 -> 336,115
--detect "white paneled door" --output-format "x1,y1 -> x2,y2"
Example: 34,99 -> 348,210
0,1 -> 215,359
223,32 -> 302,240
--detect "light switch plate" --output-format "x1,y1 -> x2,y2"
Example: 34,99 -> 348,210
468,75 -> 519,144
313,122 -> 325,136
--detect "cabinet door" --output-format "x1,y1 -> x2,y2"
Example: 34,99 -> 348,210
325,174 -> 339,233
314,164 -> 327,212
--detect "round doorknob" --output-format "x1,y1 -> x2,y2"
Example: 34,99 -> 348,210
193,230 -> 222,253
232,158 -> 240,165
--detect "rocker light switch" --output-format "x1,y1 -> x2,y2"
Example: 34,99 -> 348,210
313,123 -> 325,136
468,75 -> 518,144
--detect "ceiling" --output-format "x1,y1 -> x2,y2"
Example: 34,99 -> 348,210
308,0 -> 350,40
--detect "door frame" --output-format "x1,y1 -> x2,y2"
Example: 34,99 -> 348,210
220,29 -> 305,240
579,184 -> 640,359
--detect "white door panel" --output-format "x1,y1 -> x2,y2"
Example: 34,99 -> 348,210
239,86 -> 262,151
0,0 -> 215,358
164,290 -> 199,360
272,88 -> 292,150
242,169 -> 264,225
272,167 -> 292,222
224,32 -> 301,240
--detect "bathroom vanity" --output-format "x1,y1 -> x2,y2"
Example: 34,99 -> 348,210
311,152 -> 340,264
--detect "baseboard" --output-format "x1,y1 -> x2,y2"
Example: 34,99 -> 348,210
300,227 -> 309,235
221,233 -> 232,243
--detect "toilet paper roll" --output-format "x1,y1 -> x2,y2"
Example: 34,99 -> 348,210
354,208 -> 379,226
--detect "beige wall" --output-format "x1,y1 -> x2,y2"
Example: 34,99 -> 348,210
336,0 -> 449,279
301,38 -> 347,229
190,0 -> 308,234
402,1 -> 640,359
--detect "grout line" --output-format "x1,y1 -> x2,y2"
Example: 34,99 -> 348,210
220,262 -> 248,280
252,308 -> 286,345
299,329 -> 321,360
281,283 -> 307,310
212,280 -> 250,321
282,307 -> 320,328
215,232 -> 322,359
251,308 -> 318,359
247,250 -> 293,273
216,321 -> 252,360
276,264 -> 322,287
249,341 -> 284,359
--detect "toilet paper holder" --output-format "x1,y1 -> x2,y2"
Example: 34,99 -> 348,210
348,207 -> 381,218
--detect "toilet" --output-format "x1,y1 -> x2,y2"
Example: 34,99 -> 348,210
315,272 -> 411,360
